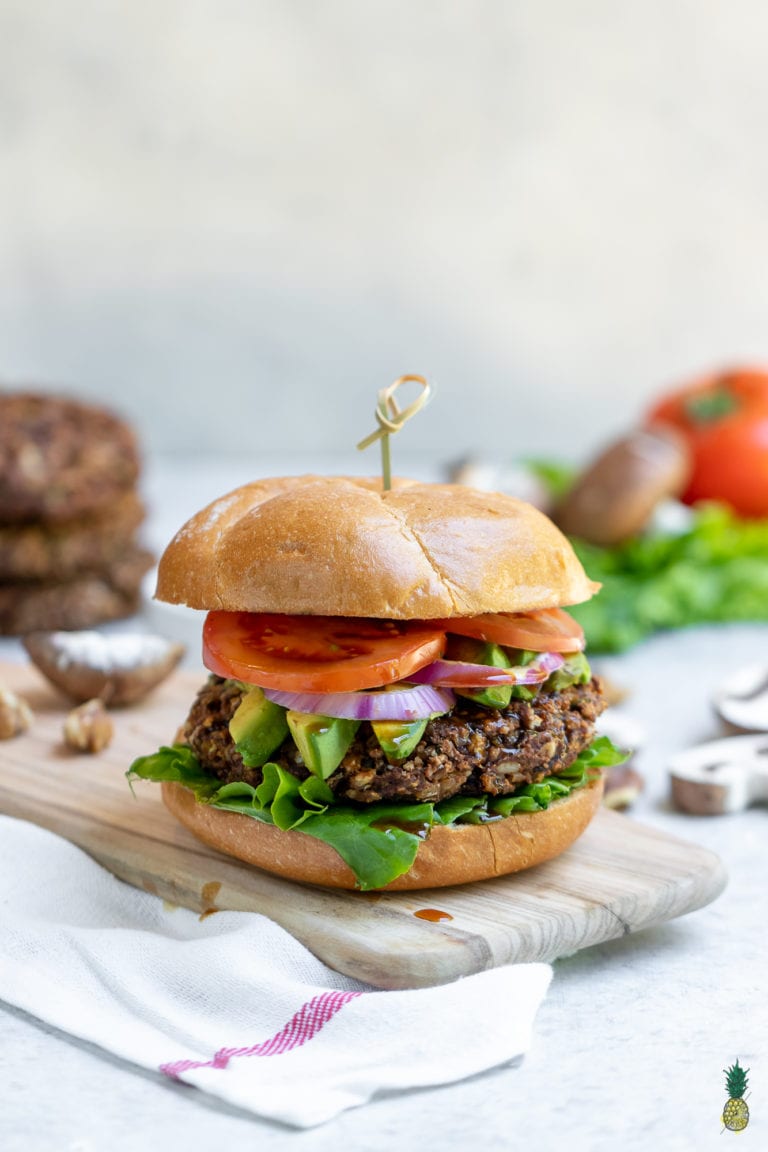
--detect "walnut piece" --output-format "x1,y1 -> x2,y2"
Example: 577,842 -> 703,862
63,698 -> 114,753
0,687 -> 33,739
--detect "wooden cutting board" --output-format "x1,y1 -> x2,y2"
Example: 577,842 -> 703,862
0,660 -> 727,990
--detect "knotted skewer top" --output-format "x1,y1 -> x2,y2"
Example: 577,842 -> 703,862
357,375 -> 433,490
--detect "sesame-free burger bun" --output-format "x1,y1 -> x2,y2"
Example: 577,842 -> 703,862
155,476 -> 599,618
162,770 -> 604,891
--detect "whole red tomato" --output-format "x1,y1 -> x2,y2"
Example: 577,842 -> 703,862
647,367 -> 768,518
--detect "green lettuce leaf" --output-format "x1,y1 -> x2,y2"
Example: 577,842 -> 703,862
129,744 -> 221,799
127,734 -> 626,891
484,735 -> 624,816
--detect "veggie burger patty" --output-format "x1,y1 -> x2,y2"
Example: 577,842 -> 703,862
184,674 -> 606,805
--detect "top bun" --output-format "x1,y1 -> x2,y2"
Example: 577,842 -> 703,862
155,476 -> 599,618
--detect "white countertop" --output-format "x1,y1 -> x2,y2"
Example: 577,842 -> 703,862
1,458 -> 765,1151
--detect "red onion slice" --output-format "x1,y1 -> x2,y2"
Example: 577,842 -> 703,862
261,683 -> 455,721
408,650 -> 565,688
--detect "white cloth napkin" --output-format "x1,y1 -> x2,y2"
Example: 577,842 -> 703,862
0,815 -> 552,1128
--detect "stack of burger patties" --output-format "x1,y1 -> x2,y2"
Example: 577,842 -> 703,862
0,392 -> 154,635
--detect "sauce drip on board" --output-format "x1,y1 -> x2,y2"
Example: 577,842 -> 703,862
413,908 -> 453,923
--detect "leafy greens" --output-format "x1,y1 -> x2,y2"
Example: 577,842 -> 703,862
568,503 -> 768,652
128,735 -> 625,891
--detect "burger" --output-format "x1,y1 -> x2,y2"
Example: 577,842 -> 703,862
129,475 -> 623,891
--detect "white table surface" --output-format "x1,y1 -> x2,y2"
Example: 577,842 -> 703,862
0,456 -> 765,1152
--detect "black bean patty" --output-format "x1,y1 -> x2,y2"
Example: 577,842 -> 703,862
0,544 -> 154,635
0,490 -> 146,580
0,393 -> 140,523
183,675 -> 605,805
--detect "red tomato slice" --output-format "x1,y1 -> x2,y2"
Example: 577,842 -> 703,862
430,608 -> 585,653
203,612 -> 446,692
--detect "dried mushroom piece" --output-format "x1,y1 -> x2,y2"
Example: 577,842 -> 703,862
23,630 -> 185,706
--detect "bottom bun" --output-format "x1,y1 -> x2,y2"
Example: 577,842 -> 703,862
162,772 -> 604,891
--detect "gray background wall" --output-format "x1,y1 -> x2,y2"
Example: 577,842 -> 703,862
1,1 -> 767,467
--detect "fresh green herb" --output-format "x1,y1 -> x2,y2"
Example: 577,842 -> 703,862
525,458 -> 578,501
569,502 -> 768,652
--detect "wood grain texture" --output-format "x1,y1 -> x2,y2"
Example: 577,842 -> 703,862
0,661 -> 727,990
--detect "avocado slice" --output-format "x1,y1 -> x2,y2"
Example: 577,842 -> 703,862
543,650 -> 591,691
229,686 -> 289,767
371,718 -> 428,763
447,635 -> 514,709
507,649 -> 540,701
286,712 -> 360,780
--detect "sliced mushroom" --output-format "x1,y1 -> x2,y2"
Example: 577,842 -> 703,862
23,630 -> 185,706
596,710 -> 646,753
713,663 -> 768,733
448,457 -> 553,511
554,426 -> 691,545
603,761 -> 644,810
597,674 -> 630,708
668,733 -> 768,814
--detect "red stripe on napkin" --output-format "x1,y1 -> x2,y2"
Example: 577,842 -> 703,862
160,990 -> 364,1078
